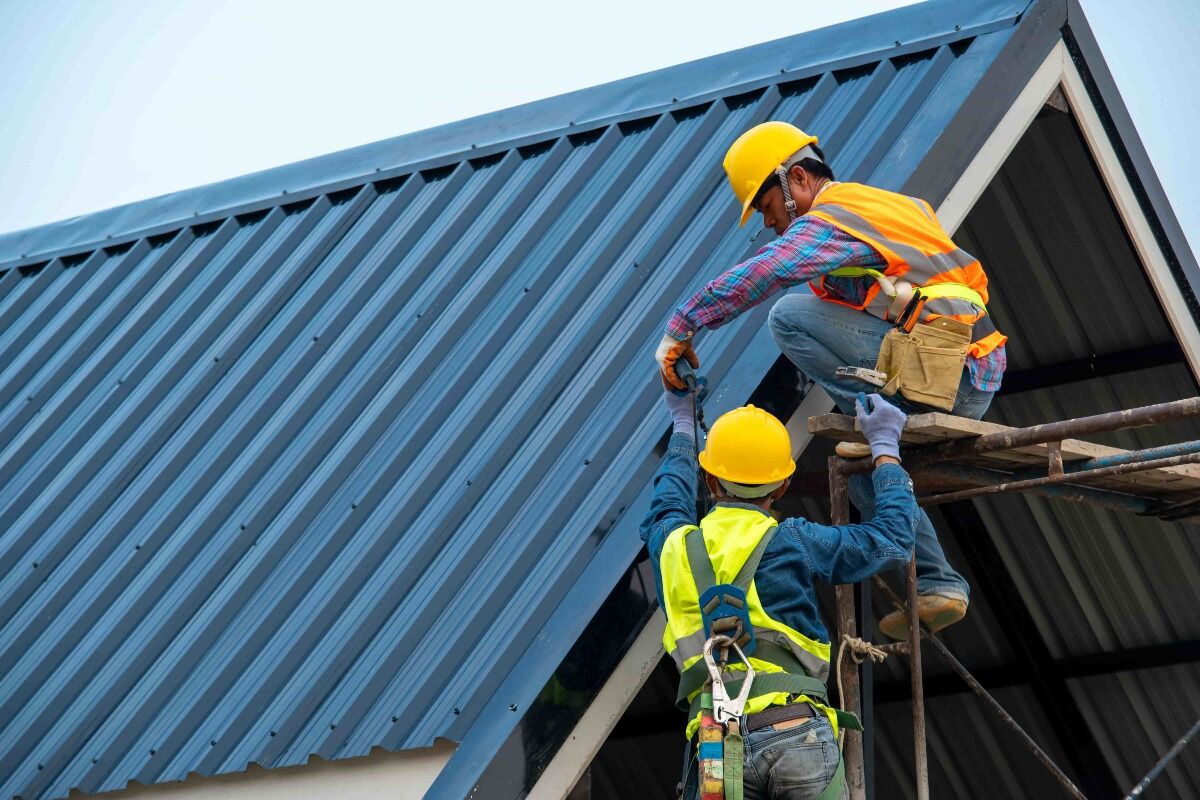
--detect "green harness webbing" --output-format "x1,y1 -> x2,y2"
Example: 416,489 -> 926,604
724,721 -> 744,800
685,674 -> 863,733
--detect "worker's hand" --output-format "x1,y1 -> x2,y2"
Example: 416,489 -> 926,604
663,376 -> 706,437
855,392 -> 906,462
655,332 -> 699,391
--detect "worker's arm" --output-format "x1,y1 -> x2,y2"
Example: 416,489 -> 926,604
784,461 -> 918,584
785,394 -> 917,584
664,216 -> 880,341
639,386 -> 700,569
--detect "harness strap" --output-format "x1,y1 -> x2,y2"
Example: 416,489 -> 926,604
684,525 -> 778,596
675,636 -> 820,709
825,268 -> 989,314
687,673 -> 832,720
724,721 -> 745,800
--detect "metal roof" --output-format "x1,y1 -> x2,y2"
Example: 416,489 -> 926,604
1,1 -> 1196,799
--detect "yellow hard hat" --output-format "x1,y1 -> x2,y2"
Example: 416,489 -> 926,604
699,405 -> 796,485
723,121 -> 819,227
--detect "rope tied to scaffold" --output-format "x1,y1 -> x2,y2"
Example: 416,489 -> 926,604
834,634 -> 889,747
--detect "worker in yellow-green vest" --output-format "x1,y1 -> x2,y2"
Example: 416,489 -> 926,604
656,121 -> 1009,639
639,385 -> 917,799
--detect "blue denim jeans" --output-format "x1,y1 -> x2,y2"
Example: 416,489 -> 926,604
768,292 -> 991,599
680,714 -> 846,799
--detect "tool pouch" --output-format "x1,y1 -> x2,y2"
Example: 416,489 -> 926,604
874,317 -> 972,412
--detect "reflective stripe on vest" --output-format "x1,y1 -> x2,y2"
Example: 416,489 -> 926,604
806,182 -> 1007,359
660,507 -> 832,713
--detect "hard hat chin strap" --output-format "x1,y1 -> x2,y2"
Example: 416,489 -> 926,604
776,165 -> 798,222
774,144 -> 824,223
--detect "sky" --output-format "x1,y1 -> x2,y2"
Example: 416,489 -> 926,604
0,0 -> 1196,255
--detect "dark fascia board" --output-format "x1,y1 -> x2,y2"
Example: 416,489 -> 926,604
902,0 -> 1066,204
0,0 -> 1031,270
1063,0 -> 1200,321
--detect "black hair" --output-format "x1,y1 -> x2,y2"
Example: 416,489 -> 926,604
797,143 -> 835,181
750,144 -> 835,209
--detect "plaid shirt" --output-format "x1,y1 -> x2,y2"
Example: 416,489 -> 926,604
666,216 -> 1006,392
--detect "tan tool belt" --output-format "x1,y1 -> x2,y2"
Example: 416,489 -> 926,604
874,317 -> 972,412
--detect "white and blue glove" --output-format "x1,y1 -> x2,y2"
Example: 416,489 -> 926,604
855,392 -> 907,461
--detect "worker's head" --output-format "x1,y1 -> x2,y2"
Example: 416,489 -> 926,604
698,405 -> 796,509
723,121 -> 835,235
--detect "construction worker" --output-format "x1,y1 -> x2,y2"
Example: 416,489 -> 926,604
655,121 -> 1007,638
640,386 -> 916,799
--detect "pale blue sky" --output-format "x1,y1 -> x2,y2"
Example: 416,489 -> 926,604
0,0 -> 1195,255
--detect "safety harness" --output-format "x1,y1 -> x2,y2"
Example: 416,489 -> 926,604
681,525 -> 858,800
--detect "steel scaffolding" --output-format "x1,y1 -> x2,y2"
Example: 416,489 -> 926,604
820,396 -> 1200,800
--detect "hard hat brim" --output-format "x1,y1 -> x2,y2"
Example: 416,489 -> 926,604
698,449 -> 797,485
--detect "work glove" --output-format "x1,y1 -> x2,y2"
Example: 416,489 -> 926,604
655,332 -> 699,391
855,392 -> 907,462
663,376 -> 706,437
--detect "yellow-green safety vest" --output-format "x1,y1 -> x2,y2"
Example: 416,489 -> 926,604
660,505 -> 846,739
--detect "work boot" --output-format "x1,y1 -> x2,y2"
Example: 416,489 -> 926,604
878,593 -> 968,640
835,441 -> 872,459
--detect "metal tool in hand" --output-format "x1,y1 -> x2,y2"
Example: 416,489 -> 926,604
673,359 -> 708,434
703,634 -> 755,724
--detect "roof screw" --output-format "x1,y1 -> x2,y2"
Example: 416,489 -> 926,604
453,708 -> 461,715
471,144 -> 477,149
312,335 -> 319,342
37,764 -> 43,770
351,503 -> 358,509
281,189 -> 288,195
584,459 -> 591,465
955,24 -> 961,31
210,740 -> 217,746
92,758 -> 98,764
391,715 -> 399,722
330,723 -> 337,730
240,523 -> 247,530
780,68 -> 786,74
523,287 -> 529,293
467,480 -> 472,487
270,731 -> 276,737
672,96 -> 678,102
213,356 -> 219,362
135,544 -> 141,550
375,167 -> 381,172
32,562 -> 37,568
508,704 -> 517,711
894,40 -> 901,46
149,750 -> 156,756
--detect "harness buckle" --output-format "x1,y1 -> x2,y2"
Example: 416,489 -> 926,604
699,584 -> 756,658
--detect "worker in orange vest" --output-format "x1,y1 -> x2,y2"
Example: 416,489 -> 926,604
655,121 -> 1009,638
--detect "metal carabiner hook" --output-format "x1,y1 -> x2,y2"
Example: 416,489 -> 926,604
703,634 -> 756,724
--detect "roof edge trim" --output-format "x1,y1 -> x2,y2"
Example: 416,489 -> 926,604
1062,0 -> 1200,317
0,0 -> 1030,269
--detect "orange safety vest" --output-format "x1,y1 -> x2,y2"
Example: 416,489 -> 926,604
806,182 -> 1007,359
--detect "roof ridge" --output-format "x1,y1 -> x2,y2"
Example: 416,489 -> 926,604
0,0 -> 1027,267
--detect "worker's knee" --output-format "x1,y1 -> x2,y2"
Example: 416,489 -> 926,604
767,294 -> 812,340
